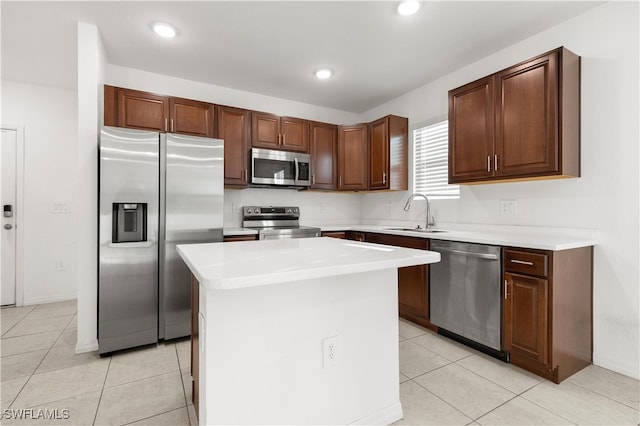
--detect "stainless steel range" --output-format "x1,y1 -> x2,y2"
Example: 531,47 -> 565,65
243,206 -> 321,239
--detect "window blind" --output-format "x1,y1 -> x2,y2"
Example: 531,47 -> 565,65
413,120 -> 459,199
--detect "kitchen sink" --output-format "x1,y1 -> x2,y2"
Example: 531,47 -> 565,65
384,227 -> 447,233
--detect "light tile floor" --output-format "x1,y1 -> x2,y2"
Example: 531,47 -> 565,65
1,301 -> 639,425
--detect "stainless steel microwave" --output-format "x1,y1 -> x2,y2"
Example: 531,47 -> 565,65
251,148 -> 311,187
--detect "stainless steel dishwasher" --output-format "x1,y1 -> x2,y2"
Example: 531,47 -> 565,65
429,240 -> 507,360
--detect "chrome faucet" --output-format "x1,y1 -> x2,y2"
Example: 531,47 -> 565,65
403,193 -> 436,230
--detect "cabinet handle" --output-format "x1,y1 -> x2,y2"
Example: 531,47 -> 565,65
312,174 -> 316,185
165,118 -> 168,132
171,119 -> 174,133
339,176 -> 342,187
511,259 -> 534,266
504,279 -> 509,299
282,134 -> 286,145
487,156 -> 491,172
494,154 -> 499,171
244,169 -> 248,182
383,172 -> 386,184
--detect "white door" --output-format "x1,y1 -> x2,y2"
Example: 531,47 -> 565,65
1,128 -> 17,306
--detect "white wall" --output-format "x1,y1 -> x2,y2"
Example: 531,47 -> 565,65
76,21 -> 107,353
1,81 -> 78,304
359,2 -> 640,379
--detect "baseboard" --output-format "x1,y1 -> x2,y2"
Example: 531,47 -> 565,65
23,295 -> 77,306
593,357 -> 640,381
75,339 -> 99,354
351,401 -> 403,425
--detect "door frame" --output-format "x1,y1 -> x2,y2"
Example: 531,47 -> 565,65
1,125 -> 25,307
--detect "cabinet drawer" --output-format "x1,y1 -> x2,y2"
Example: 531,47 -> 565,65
504,249 -> 548,277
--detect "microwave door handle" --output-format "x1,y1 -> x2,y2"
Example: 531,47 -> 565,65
294,157 -> 299,185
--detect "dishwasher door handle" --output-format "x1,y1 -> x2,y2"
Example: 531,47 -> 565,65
435,247 -> 499,260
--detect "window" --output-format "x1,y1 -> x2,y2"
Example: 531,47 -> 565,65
412,119 -> 459,199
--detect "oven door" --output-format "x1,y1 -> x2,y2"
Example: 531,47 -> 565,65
258,227 -> 321,240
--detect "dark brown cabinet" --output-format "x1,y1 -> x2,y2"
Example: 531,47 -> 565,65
251,112 -> 309,153
449,47 -> 580,184
338,124 -> 368,191
368,115 -> 408,191
223,235 -> 257,242
310,122 -> 338,190
503,246 -> 592,383
216,106 -> 251,186
345,231 -> 431,328
104,85 -> 214,137
321,231 -> 346,239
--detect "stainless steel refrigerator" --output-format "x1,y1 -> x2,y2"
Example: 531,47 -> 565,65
98,126 -> 223,354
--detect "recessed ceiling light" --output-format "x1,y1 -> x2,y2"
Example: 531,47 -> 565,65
153,22 -> 177,38
315,68 -> 334,79
397,1 -> 421,16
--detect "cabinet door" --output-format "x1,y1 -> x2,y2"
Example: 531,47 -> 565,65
495,51 -> 558,177
363,233 -> 430,323
338,125 -> 368,190
116,88 -> 170,132
170,97 -> 215,138
369,117 -> 390,189
448,76 -> 495,183
251,112 -> 281,149
310,122 -> 337,190
398,265 -> 428,318
217,106 -> 250,186
503,272 -> 549,365
281,117 -> 310,153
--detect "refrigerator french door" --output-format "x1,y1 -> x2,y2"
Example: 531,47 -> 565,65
99,126 -> 223,354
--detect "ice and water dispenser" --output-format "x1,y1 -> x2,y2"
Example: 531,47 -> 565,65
112,203 -> 147,243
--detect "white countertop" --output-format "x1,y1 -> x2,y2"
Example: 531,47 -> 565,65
317,225 -> 596,251
177,237 -> 440,291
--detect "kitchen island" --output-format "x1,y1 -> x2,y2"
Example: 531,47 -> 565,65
177,237 -> 440,425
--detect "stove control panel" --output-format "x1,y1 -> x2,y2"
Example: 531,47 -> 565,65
243,206 -> 300,218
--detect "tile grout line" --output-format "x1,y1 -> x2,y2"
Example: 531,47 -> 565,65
4,310 -> 75,411
92,355 -> 113,426
564,378 -> 640,412
406,376 -> 474,424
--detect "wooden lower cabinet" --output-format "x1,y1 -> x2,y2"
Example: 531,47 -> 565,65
321,231 -> 346,239
190,275 -> 199,419
503,246 -> 593,383
346,231 -> 431,328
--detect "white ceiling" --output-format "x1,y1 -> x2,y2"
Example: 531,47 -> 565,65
1,1 -> 602,113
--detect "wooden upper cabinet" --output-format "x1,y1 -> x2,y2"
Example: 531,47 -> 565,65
170,97 -> 215,138
105,85 -> 215,137
495,51 -> 559,178
449,76 -> 495,183
338,124 -> 368,191
216,105 -> 251,186
369,115 -> 408,190
309,121 -> 338,190
251,112 -> 309,153
448,47 -> 580,184
115,87 -> 170,132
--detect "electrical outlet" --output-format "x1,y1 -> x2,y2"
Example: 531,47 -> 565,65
232,203 -> 240,213
499,200 -> 517,216
322,335 -> 338,368
56,260 -> 66,271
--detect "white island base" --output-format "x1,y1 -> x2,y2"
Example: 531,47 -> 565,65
178,238 -> 440,425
